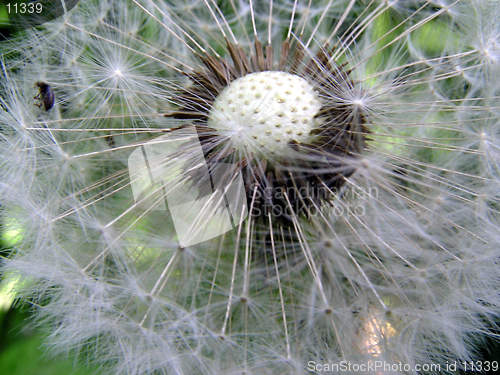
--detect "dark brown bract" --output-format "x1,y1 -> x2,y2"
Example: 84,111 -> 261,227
168,39 -> 369,225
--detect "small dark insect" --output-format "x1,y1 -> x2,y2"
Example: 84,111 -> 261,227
34,81 -> 55,111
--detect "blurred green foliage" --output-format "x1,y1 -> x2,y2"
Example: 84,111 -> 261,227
0,222 -> 99,374
0,304 -> 102,375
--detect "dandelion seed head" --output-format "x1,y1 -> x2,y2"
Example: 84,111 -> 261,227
2,0 -> 500,374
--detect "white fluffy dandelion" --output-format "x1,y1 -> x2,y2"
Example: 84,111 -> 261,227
1,0 -> 500,374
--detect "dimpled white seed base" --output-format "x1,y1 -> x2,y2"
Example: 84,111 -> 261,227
207,71 -> 322,157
